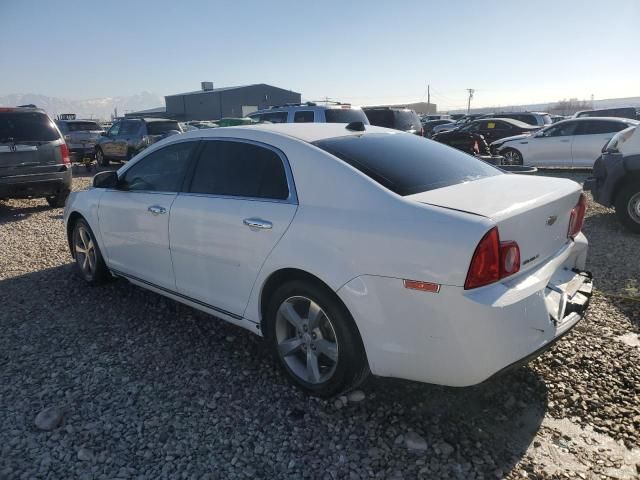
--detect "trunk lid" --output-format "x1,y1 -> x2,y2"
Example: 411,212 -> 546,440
0,141 -> 62,175
407,174 -> 583,271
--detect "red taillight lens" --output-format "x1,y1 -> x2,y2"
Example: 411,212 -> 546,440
59,143 -> 71,167
567,193 -> 587,238
465,227 -> 521,289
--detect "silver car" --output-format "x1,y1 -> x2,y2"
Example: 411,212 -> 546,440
55,119 -> 104,159
492,117 -> 638,167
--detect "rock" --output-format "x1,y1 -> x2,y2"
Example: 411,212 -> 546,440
405,432 -> 428,452
333,399 -> 343,409
347,390 -> 365,402
225,336 -> 235,342
438,441 -> 454,457
77,448 -> 94,462
34,406 -> 64,431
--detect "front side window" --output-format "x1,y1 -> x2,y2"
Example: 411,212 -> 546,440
121,141 -> 195,192
107,123 -> 121,136
541,122 -> 577,137
294,111 -> 315,123
189,140 -> 289,200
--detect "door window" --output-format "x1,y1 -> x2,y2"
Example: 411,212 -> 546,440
107,122 -> 121,136
119,121 -> 140,136
189,140 -> 290,200
261,112 -> 288,124
540,122 -> 577,137
574,120 -> 628,135
294,111 -> 315,123
120,141 -> 196,192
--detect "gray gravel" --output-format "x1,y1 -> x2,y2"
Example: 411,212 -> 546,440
0,167 -> 639,479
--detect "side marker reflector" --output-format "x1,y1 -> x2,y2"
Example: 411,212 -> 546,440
403,279 -> 440,293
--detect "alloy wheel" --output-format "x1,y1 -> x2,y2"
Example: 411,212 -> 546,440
628,192 -> 640,224
74,225 -> 96,278
503,149 -> 522,166
274,296 -> 339,385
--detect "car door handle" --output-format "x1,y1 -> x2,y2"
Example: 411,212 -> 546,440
243,218 -> 272,230
148,205 -> 167,215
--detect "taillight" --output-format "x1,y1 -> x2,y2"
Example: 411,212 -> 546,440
59,143 -> 71,167
567,193 -> 587,239
464,227 -> 521,289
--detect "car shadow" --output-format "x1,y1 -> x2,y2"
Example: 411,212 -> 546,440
0,264 -> 547,478
0,200 -> 51,224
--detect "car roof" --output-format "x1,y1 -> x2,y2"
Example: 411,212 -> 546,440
558,116 -> 638,124
178,122 -> 397,143
472,117 -> 535,128
251,104 -> 363,114
0,107 -> 47,114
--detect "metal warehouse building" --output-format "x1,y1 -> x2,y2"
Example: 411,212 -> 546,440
164,82 -> 301,121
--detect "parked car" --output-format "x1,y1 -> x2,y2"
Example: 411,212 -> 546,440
585,125 -> 640,232
65,123 -> 592,396
248,102 -> 369,125
432,118 -> 539,154
430,113 -> 486,135
574,107 -> 638,121
363,107 -> 423,135
492,117 -> 638,167
479,112 -> 552,127
422,119 -> 456,138
217,117 -> 255,127
55,119 -> 104,160
95,118 -> 182,166
0,107 -> 72,207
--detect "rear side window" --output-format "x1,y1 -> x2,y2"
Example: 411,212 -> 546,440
394,110 -> 422,131
146,121 -> 180,135
121,141 -> 195,192
314,133 -> 501,196
325,108 -> 370,124
120,121 -> 140,135
0,112 -> 60,142
575,121 -> 627,135
294,111 -> 315,123
66,121 -> 102,132
189,141 -> 289,200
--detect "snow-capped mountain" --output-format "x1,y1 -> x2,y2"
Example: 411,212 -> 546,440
0,92 -> 164,120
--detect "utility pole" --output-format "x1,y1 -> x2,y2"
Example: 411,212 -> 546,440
591,94 -> 594,109
427,84 -> 430,105
466,89 -> 475,113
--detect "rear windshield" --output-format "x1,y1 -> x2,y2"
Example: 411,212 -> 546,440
324,108 -> 370,125
313,133 -> 501,196
66,121 -> 102,132
146,121 -> 180,135
0,112 -> 60,142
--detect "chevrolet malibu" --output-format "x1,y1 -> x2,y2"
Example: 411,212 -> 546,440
64,123 -> 593,397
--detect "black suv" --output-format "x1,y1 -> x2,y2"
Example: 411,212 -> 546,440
363,107 -> 423,136
95,118 -> 182,166
0,107 -> 72,207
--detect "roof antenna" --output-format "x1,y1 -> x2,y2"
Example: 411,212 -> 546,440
345,121 -> 365,132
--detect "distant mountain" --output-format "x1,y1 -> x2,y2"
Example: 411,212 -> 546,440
0,92 -> 164,120
450,96 -> 640,114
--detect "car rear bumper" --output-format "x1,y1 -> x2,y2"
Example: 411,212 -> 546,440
337,233 -> 591,386
0,168 -> 72,199
584,153 -> 625,207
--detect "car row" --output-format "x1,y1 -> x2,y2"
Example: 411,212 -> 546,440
64,122 -> 593,396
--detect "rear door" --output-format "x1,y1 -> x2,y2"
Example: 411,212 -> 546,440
0,110 -> 64,177
169,139 -> 297,318
571,120 -> 629,167
97,140 -> 197,289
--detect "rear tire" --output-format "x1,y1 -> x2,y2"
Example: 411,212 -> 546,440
96,148 -> 109,167
265,280 -> 369,397
501,148 -> 523,166
71,218 -> 110,284
614,182 -> 640,233
46,189 -> 70,208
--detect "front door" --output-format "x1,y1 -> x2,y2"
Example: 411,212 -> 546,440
101,122 -> 121,158
170,139 -> 297,318
98,140 -> 197,290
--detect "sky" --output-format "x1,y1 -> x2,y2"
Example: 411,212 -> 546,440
1,0 -> 639,110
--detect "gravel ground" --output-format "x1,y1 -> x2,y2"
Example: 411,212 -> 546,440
0,167 -> 639,480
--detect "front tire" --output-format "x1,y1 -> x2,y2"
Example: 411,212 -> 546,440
615,182 -> 640,233
96,148 -> 109,167
71,219 -> 110,284
501,148 -> 523,166
266,280 -> 369,397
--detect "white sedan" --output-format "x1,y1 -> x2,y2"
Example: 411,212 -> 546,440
492,117 -> 637,167
64,123 -> 593,396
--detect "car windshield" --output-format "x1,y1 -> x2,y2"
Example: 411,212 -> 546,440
324,108 -> 370,124
146,121 -> 180,135
313,133 -> 501,196
0,111 -> 60,142
66,121 -> 102,132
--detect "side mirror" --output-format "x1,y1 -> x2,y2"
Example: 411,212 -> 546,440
93,170 -> 119,189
